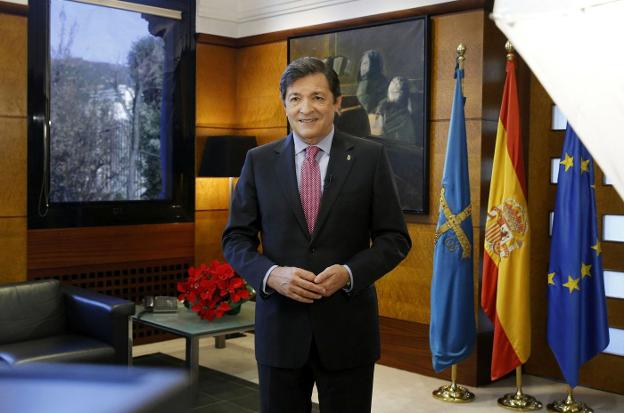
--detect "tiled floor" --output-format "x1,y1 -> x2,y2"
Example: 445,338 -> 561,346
134,352 -> 318,413
134,334 -> 624,412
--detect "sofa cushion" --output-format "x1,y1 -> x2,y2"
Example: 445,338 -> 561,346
0,334 -> 115,365
0,280 -> 67,345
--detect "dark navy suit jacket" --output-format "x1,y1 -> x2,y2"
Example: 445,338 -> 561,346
222,130 -> 411,371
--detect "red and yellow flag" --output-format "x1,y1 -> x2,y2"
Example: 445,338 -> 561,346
481,56 -> 531,380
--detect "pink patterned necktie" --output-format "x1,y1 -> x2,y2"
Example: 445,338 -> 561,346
300,146 -> 321,234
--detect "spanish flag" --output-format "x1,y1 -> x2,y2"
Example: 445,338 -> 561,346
481,54 -> 531,380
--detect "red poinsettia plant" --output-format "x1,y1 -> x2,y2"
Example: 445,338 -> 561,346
177,260 -> 254,321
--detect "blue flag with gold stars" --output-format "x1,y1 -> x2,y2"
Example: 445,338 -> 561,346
547,124 -> 609,388
429,66 -> 475,372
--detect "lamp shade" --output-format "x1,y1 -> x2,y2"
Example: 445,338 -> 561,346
198,136 -> 257,177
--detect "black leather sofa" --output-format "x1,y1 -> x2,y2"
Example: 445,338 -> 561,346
0,279 -> 135,366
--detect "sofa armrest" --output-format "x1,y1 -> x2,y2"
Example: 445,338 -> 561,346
62,285 -> 135,364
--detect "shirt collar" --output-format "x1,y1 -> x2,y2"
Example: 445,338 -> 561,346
293,127 -> 334,156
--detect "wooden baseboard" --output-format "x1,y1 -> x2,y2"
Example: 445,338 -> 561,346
379,316 -> 494,387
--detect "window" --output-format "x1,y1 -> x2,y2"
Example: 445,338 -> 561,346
28,0 -> 195,228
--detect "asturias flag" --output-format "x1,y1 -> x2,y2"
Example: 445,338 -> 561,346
547,125 -> 609,388
481,56 -> 531,380
429,66 -> 476,372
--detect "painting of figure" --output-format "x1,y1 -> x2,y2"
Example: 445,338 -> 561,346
289,17 -> 429,213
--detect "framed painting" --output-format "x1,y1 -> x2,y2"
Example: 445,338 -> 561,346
289,17 -> 429,214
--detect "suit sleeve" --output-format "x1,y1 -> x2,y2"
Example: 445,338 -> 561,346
344,145 -> 412,293
222,151 -> 276,294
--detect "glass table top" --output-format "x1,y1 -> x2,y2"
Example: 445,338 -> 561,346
133,301 -> 255,337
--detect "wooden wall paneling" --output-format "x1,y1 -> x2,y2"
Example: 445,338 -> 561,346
196,44 -> 237,128
194,41 -> 288,271
525,74 -> 563,385
607,298 -> 624,329
196,178 -> 230,211
195,210 -> 229,266
27,223 -> 195,270
0,12 -> 27,117
429,11 -> 484,122
596,189 -> 624,215
377,224 -> 436,323
235,42 -> 287,131
0,118 -> 26,217
0,11 -> 27,284
603,242 -> 624,271
0,217 -> 26,284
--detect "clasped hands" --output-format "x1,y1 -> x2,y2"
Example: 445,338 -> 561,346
267,265 -> 350,303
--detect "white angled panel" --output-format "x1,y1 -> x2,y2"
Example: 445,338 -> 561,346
604,215 -> 624,242
551,105 -> 567,130
551,158 -> 560,184
603,328 -> 623,357
604,270 -> 624,299
605,174 -> 613,185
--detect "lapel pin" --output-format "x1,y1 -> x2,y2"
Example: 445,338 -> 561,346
347,154 -> 351,161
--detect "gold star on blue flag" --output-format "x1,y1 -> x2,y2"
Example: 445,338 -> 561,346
547,124 -> 609,388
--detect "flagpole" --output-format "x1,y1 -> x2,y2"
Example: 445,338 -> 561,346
497,366 -> 543,410
491,42 -> 542,412
547,385 -> 594,413
432,363 -> 475,403
431,43 -> 474,404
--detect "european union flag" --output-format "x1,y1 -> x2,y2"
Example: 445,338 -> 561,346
547,125 -> 610,388
429,67 -> 476,372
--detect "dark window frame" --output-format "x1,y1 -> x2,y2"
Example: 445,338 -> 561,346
28,0 -> 195,228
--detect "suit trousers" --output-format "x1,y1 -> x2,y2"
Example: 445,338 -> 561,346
258,340 -> 375,413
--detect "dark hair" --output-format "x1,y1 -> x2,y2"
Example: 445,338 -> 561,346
279,57 -> 341,102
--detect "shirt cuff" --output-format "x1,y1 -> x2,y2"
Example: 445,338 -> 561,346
343,265 -> 354,292
262,265 -> 279,294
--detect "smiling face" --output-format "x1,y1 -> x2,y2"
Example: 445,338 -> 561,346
284,72 -> 342,145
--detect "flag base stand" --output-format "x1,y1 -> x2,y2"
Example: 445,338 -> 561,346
432,383 -> 475,403
498,390 -> 543,411
432,365 -> 475,403
547,388 -> 593,413
497,366 -> 543,410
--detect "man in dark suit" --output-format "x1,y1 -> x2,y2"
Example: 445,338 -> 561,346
222,57 -> 411,413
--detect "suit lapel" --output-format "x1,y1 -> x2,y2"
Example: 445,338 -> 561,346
311,132 -> 355,242
274,134 -> 309,237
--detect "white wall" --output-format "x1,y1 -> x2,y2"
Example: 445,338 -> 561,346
196,0 -> 450,37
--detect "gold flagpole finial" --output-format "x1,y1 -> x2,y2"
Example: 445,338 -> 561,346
505,40 -> 515,61
456,43 -> 466,69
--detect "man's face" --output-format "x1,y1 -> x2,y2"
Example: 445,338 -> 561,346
284,73 -> 342,145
